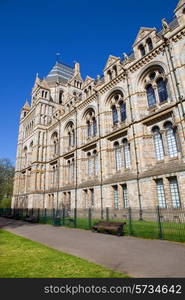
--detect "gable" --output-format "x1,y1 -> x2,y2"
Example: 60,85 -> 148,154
104,55 -> 120,71
133,27 -> 156,47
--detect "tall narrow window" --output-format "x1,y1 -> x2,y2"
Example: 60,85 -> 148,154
165,122 -> 178,158
152,127 -> 164,161
156,179 -> 166,208
169,177 -> 181,208
93,150 -> 98,175
87,121 -> 91,137
120,102 -> 126,122
93,118 -> 97,136
72,130 -> 75,147
59,91 -> 63,104
68,132 -> 71,147
71,159 -> 75,179
113,185 -> 119,209
139,44 -> 146,57
112,105 -> 118,125
157,78 -> 168,103
122,184 -> 129,208
123,139 -> 131,168
87,153 -> 93,176
114,143 -> 122,170
146,84 -> 156,107
84,189 -> 88,208
146,38 -> 153,51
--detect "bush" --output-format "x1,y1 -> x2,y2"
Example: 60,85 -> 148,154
0,198 -> 12,208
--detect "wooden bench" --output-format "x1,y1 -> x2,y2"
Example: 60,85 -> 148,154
25,216 -> 38,223
92,221 -> 126,236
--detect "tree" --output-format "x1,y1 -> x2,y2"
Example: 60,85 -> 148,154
0,158 -> 14,207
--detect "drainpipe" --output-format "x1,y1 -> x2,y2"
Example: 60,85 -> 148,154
124,69 -> 143,220
95,90 -> 104,219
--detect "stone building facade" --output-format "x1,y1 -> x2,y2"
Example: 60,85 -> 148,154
12,0 -> 185,211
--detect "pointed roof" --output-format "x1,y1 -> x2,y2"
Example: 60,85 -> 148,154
174,0 -> 185,12
46,62 -> 74,84
104,55 -> 120,71
82,75 -> 94,88
69,62 -> 83,84
133,27 -> 156,47
22,100 -> 30,111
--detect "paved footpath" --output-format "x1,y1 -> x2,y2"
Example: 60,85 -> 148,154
0,217 -> 185,278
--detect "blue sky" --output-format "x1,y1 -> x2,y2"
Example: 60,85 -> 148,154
0,0 -> 178,165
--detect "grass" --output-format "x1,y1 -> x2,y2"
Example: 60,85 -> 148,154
0,229 -> 129,278
57,218 -> 185,242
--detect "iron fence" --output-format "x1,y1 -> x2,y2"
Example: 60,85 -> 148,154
0,206 -> 185,242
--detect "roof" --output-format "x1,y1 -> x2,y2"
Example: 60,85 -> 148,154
46,62 -> 74,84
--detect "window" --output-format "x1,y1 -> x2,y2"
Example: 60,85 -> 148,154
122,184 -> 129,208
157,78 -> 168,103
114,142 -> 122,170
120,102 -> 126,122
113,185 -> 119,209
87,121 -> 91,137
66,123 -> 75,148
165,122 -> 178,158
139,44 -> 146,57
152,127 -> 164,161
85,110 -> 97,138
169,177 -> 181,208
123,139 -> 131,168
93,150 -> 98,175
59,91 -> 63,104
146,38 -> 153,51
93,118 -> 97,136
107,70 -> 112,81
112,106 -> 118,125
87,153 -> 93,176
83,189 -> 88,208
146,84 -> 156,107
68,132 -> 71,147
156,179 -> 166,208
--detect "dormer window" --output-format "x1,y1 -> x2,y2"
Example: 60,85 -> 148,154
41,91 -> 44,97
139,44 -> 146,57
146,38 -> 153,51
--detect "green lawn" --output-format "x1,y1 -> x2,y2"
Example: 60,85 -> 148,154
0,229 -> 129,278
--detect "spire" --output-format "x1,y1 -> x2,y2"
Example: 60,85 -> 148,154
22,100 -> 30,111
74,62 -> 80,75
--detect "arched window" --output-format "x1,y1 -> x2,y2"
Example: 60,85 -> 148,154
112,105 -> 118,125
87,153 -> 93,176
123,139 -> 131,168
139,44 -> 146,57
164,122 -> 178,158
113,65 -> 117,77
146,38 -> 153,51
85,109 -> 96,138
146,84 -> 156,107
59,91 -> 63,104
93,118 -> 97,136
157,78 -> 168,103
68,132 -> 71,147
66,122 -> 75,148
93,150 -> 98,175
120,102 -> 126,122
87,121 -> 91,137
152,127 -> 164,161
114,142 -> 122,170
107,70 -> 112,81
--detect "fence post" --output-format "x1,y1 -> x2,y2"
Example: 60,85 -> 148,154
106,207 -> 109,221
37,208 -> 40,222
128,207 -> 133,235
74,208 -> 77,228
88,208 -> 92,229
157,205 -> 163,240
62,208 -> 65,226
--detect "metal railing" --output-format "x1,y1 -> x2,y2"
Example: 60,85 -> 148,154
1,206 -> 185,242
